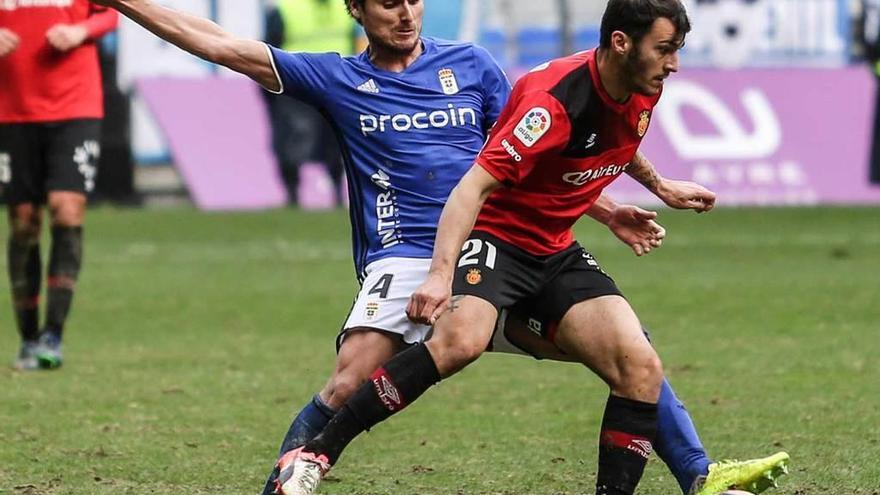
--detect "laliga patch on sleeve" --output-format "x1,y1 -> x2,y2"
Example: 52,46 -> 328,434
513,107 -> 551,148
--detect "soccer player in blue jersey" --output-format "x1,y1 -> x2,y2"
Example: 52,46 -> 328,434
92,1 -> 786,494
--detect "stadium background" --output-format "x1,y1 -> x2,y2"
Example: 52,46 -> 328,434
2,1 -> 879,494
107,0 -> 879,209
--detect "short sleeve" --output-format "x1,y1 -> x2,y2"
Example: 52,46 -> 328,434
473,45 -> 511,132
476,91 -> 571,186
265,45 -> 341,106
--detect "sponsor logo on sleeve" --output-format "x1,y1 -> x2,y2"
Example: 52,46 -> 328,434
500,139 -> 523,162
513,107 -> 551,148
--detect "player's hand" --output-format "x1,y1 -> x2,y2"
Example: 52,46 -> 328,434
407,272 -> 452,325
46,24 -> 89,52
0,28 -> 20,58
656,178 -> 716,213
607,205 -> 666,256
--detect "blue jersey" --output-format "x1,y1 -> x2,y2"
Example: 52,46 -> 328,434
267,37 -> 511,280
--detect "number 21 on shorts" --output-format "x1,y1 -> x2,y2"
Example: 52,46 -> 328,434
458,239 -> 497,270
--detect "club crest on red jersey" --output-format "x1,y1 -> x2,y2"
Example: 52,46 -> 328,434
637,110 -> 651,137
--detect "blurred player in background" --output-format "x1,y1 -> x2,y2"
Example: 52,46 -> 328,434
261,0 -> 352,206
857,0 -> 880,183
282,1 -> 788,495
86,1 -> 786,494
1,0 -> 118,370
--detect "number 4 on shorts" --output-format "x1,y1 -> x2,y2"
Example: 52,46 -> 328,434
368,274 -> 394,299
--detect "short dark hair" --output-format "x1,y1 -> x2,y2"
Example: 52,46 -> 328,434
344,0 -> 366,25
600,0 -> 691,49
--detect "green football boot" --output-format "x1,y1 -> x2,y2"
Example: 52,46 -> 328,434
690,451 -> 790,495
35,332 -> 63,370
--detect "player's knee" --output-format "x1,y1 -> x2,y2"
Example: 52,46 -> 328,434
427,331 -> 485,375
9,209 -> 41,242
326,372 -> 367,409
49,206 -> 84,227
616,351 -> 663,400
447,339 -> 485,368
48,195 -> 86,227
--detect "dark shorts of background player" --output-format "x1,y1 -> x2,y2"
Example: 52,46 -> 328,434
452,230 -> 623,326
0,119 -> 101,205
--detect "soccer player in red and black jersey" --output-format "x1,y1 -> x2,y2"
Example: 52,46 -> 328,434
0,0 -> 118,370
276,2 -> 725,495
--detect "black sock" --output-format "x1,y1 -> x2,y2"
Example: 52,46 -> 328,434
596,395 -> 659,495
304,343 -> 441,464
44,226 -> 83,337
7,236 -> 42,342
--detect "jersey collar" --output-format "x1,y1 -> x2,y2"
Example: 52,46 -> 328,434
359,37 -> 434,76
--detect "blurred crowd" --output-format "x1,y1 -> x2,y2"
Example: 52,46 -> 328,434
7,0 -> 880,207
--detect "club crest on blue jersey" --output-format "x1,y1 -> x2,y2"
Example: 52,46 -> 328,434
438,68 -> 459,95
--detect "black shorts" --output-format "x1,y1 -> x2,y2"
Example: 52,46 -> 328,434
452,230 -> 623,324
0,119 -> 101,205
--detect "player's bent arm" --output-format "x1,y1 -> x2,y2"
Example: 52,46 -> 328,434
584,193 -> 619,226
408,165 -> 501,324
428,165 -> 502,280
628,150 -> 717,212
98,0 -> 278,91
83,7 -> 119,39
626,150 -> 664,194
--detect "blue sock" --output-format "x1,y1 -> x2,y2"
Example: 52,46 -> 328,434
654,379 -> 712,494
260,394 -> 337,495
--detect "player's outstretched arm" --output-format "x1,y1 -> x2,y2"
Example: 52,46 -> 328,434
627,150 -> 717,213
587,194 -> 666,257
89,0 -> 278,91
407,165 -> 502,325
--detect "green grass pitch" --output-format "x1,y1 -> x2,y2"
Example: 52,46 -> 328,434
1,206 -> 878,494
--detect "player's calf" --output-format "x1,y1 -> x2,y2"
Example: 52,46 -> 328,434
597,394 -> 659,495
7,212 -> 43,347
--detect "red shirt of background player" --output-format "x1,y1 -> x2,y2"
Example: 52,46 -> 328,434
0,0 -> 118,123
475,49 -> 661,256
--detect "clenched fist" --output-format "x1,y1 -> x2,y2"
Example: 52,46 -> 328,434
46,24 -> 89,52
0,28 -> 20,57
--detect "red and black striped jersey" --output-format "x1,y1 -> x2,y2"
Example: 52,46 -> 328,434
0,0 -> 117,123
475,49 -> 660,256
